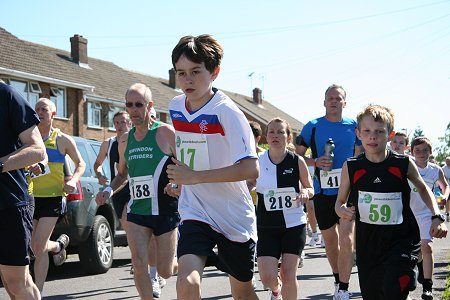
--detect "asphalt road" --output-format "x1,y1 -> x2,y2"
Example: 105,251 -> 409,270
1,233 -> 449,299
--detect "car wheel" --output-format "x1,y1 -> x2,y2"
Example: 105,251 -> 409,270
78,215 -> 114,274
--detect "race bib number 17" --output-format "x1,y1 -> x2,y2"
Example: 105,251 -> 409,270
176,132 -> 210,171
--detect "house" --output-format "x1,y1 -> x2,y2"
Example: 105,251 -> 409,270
0,27 -> 303,143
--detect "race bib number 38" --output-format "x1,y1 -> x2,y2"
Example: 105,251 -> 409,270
129,175 -> 155,200
263,187 -> 298,211
358,191 -> 403,225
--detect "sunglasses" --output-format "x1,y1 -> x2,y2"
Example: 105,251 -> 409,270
125,102 -> 146,108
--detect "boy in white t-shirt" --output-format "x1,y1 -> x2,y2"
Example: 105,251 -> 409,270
409,137 -> 449,300
167,34 -> 259,300
443,157 -> 450,219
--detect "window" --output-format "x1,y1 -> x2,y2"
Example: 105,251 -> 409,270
10,79 -> 40,109
165,113 -> 172,125
75,142 -> 93,177
50,87 -> 66,118
30,82 -> 42,93
87,101 -> 102,127
91,143 -> 110,179
108,106 -> 122,129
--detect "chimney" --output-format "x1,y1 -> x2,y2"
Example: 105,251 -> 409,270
253,88 -> 262,104
70,34 -> 88,65
169,68 -> 177,89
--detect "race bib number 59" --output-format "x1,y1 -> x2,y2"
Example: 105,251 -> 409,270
358,191 -> 403,225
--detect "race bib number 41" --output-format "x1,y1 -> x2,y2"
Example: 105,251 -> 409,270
263,187 -> 298,211
320,168 -> 342,189
129,175 -> 155,200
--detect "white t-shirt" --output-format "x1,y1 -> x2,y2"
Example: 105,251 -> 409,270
409,162 -> 439,215
443,165 -> 450,183
169,90 -> 258,243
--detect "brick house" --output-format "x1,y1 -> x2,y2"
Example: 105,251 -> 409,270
0,27 -> 303,143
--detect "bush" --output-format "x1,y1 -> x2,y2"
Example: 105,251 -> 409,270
443,274 -> 450,300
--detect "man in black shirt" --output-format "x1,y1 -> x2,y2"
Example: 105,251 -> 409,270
0,82 -> 46,299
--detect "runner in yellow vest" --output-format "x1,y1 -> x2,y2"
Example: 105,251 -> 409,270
31,98 -> 85,294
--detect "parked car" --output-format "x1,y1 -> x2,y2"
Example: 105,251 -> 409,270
51,136 -> 127,274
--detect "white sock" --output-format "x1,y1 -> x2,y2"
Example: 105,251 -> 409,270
149,266 -> 158,278
54,241 -> 62,253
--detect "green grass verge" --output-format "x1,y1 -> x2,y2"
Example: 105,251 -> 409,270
443,273 -> 450,300
443,255 -> 450,300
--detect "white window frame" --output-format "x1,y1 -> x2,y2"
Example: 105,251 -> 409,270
29,81 -> 42,93
165,112 -> 172,125
108,106 -> 122,130
88,101 -> 102,128
9,79 -> 40,108
50,86 -> 67,118
50,87 -> 60,96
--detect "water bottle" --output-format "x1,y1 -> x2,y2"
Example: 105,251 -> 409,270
435,191 -> 444,209
322,138 -> 335,171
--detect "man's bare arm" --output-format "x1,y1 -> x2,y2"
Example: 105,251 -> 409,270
1,125 -> 46,172
95,134 -> 129,206
94,139 -> 110,185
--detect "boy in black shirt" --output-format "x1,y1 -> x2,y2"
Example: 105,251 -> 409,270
335,104 -> 447,300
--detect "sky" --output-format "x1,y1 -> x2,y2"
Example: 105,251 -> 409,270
2,0 -> 450,147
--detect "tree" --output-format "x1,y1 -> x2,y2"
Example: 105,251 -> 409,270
412,126 -> 425,140
435,122 -> 450,163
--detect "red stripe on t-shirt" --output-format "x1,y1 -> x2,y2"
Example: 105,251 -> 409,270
172,120 -> 225,135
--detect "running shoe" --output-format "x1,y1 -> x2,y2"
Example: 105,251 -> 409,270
299,250 -> 305,268
151,276 -> 161,298
422,289 -> 433,300
270,281 -> 282,300
53,234 -> 70,266
333,283 -> 339,299
335,290 -> 350,300
306,225 -> 312,237
270,290 -> 282,300
158,276 -> 166,289
251,275 -> 258,290
308,232 -> 320,247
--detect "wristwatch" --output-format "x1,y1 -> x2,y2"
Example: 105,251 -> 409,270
431,214 -> 445,222
37,162 -> 46,174
0,160 -> 4,173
